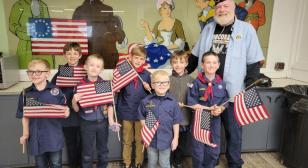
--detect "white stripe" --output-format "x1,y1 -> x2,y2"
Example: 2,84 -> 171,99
32,43 -> 88,47
52,33 -> 87,37
32,48 -> 89,53
51,22 -> 87,26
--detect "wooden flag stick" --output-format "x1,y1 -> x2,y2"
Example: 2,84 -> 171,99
125,58 -> 152,94
111,84 -> 121,142
22,144 -> 25,154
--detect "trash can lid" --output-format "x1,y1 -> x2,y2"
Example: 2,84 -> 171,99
284,85 -> 308,99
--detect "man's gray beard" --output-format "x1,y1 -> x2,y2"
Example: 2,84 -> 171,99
214,14 -> 234,26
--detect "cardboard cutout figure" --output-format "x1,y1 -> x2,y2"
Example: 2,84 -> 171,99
9,0 -> 54,69
73,0 -> 127,69
239,0 -> 266,31
140,0 -> 186,68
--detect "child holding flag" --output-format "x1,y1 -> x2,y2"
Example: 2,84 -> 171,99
116,44 -> 151,168
72,54 -> 120,168
16,59 -> 69,167
51,42 -> 85,168
187,51 -> 229,168
138,70 -> 183,168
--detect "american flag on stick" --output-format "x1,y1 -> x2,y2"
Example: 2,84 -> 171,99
77,81 -> 113,108
234,86 -> 269,126
112,59 -> 138,92
23,98 -> 67,118
141,105 -> 159,148
29,18 -> 88,55
56,65 -> 87,87
193,110 -> 217,147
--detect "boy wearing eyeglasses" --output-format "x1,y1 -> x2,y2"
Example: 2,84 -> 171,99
187,51 -> 229,168
138,70 -> 183,168
51,42 -> 83,168
169,51 -> 194,168
16,59 -> 69,167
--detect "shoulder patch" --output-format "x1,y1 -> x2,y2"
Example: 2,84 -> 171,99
50,88 -> 60,96
218,84 -> 223,90
187,83 -> 193,88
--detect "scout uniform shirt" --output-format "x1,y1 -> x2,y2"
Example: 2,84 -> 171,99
117,70 -> 151,121
138,93 -> 183,150
16,82 -> 66,156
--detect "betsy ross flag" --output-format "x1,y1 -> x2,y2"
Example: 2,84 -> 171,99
77,81 -> 113,108
141,109 -> 160,148
112,60 -> 138,92
28,18 -> 88,55
234,86 -> 269,126
193,110 -> 217,147
56,65 -> 87,87
23,98 -> 67,118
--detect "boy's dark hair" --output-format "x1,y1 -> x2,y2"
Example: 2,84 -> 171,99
170,50 -> 189,64
201,51 -> 220,63
131,46 -> 147,58
63,42 -> 82,54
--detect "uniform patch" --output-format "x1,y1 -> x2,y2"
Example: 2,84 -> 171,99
50,88 -> 60,96
236,34 -> 241,40
187,83 -> 193,88
218,84 -> 223,90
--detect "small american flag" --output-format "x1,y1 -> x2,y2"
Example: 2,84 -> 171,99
28,18 -> 88,55
193,110 -> 217,147
112,60 -> 138,92
23,98 -> 67,118
56,65 -> 87,87
234,86 -> 269,126
77,81 -> 113,108
141,108 -> 160,148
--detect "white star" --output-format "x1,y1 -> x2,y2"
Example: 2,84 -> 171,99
154,44 -> 159,47
146,57 -> 150,61
154,59 -> 158,63
167,53 -> 171,56
160,56 -> 164,60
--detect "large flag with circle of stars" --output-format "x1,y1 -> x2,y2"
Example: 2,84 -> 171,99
76,81 -> 113,108
56,65 -> 87,87
23,98 -> 68,118
145,43 -> 171,68
193,110 -> 217,147
28,18 -> 88,55
141,108 -> 160,148
234,86 -> 269,126
112,59 -> 138,92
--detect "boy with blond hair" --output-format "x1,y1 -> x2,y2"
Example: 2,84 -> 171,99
138,70 -> 183,168
17,59 -> 69,167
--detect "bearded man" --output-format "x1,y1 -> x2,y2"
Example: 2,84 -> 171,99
188,0 -> 264,167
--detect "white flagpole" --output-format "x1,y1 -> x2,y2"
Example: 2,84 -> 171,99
111,81 -> 121,142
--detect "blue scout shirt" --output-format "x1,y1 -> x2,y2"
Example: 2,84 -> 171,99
187,74 -> 229,108
117,70 -> 151,121
51,63 -> 81,127
138,93 -> 183,150
75,77 -> 111,121
16,82 -> 66,156
192,18 -> 264,98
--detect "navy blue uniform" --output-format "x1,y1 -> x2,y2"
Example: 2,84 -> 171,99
117,70 -> 151,121
75,77 -> 111,168
187,74 -> 228,168
51,63 -> 82,168
138,93 -> 183,150
16,82 -> 66,166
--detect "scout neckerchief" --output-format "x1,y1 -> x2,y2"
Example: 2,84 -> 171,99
197,72 -> 222,101
133,63 -> 146,89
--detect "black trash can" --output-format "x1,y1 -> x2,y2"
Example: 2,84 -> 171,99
281,85 -> 308,168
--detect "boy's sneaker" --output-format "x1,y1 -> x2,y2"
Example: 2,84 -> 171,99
121,163 -> 133,168
174,163 -> 183,168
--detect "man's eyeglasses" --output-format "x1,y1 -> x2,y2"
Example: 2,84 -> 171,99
26,71 -> 48,76
152,81 -> 170,86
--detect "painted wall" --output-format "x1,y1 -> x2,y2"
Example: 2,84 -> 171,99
1,0 -> 307,81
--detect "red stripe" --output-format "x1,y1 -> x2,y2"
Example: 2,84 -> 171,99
32,46 -> 88,50
51,18 -> 87,23
32,52 -> 88,55
31,41 -> 88,44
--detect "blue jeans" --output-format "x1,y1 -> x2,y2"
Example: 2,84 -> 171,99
35,150 -> 62,168
147,147 -> 171,168
221,103 -> 244,168
80,119 -> 109,168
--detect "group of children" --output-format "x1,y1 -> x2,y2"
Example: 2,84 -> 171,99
16,42 -> 228,168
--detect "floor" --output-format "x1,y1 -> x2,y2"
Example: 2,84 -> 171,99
103,152 -> 286,168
